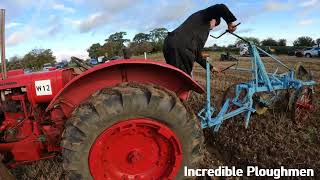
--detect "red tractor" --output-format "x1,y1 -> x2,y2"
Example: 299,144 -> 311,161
0,58 -> 205,179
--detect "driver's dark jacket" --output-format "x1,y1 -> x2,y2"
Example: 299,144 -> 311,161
163,4 -> 237,75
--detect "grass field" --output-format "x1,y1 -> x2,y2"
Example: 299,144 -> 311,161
12,52 -> 320,179
135,51 -> 320,91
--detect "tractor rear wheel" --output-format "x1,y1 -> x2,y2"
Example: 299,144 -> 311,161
61,83 -> 203,180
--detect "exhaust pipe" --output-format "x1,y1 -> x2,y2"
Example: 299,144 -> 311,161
0,9 -> 6,103
0,10 -> 14,180
0,9 -> 7,80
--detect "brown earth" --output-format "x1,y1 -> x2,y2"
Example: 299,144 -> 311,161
190,54 -> 320,179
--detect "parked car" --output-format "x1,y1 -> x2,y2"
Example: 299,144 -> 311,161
24,68 -> 32,73
104,56 -> 122,63
239,43 -> 250,56
89,59 -> 98,65
239,43 -> 269,57
109,56 -> 122,60
97,56 -> 106,63
288,51 -> 295,56
42,63 -> 53,71
294,49 -> 304,57
303,46 -> 320,58
56,60 -> 68,69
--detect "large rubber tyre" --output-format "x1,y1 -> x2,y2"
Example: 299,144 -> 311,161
61,83 -> 203,180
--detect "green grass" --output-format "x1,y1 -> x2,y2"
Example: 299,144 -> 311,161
132,52 -> 164,61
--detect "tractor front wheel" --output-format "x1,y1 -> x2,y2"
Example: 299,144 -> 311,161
61,83 -> 203,180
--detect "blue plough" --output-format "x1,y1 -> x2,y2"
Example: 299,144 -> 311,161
198,24 -> 316,131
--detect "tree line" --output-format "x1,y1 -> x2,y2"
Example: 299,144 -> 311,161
87,28 -> 168,59
88,28 -> 320,58
6,49 -> 56,71
234,36 -> 320,47
212,36 -> 320,55
4,32 -> 319,72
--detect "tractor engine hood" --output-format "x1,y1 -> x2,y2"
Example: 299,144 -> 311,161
0,69 -> 76,105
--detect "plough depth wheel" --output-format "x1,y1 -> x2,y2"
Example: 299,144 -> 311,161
290,87 -> 314,122
289,64 -> 315,122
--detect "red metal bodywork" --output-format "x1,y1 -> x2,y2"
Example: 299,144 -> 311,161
0,68 -> 75,164
0,59 -> 204,167
0,68 -> 76,105
0,69 -> 24,77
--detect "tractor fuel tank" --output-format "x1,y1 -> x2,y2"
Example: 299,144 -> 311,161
27,69 -> 76,104
0,68 -> 76,105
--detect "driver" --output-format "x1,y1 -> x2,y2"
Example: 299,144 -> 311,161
163,4 -> 237,75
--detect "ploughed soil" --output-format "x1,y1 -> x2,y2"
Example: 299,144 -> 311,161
188,55 -> 320,179
188,88 -> 320,179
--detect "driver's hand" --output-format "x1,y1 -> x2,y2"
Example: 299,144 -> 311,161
227,22 -> 237,32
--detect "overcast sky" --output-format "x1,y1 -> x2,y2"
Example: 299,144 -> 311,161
0,0 -> 319,61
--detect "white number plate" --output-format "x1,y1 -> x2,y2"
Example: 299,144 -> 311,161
35,80 -> 52,96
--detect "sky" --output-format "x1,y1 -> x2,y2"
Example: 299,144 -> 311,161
0,0 -> 319,61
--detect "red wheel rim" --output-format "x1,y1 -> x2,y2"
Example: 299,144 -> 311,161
89,118 -> 182,180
